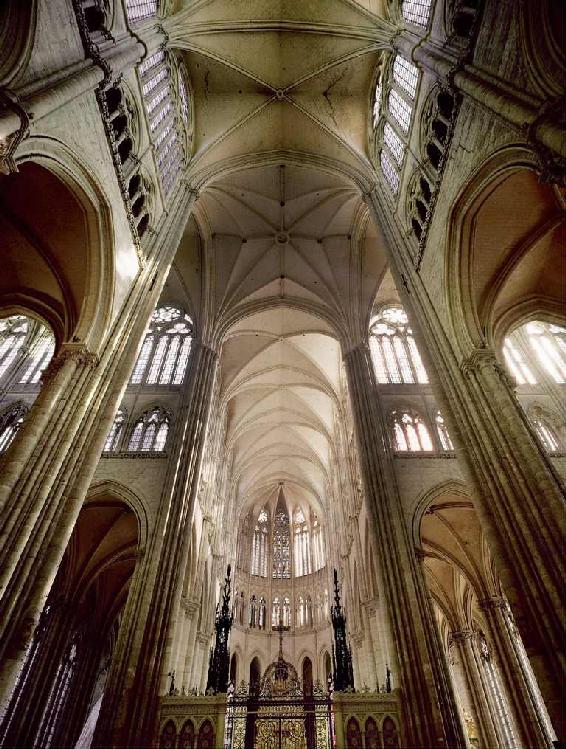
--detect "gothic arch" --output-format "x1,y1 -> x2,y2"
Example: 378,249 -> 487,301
8,137 -> 116,350
445,145 -> 564,353
86,480 -> 149,548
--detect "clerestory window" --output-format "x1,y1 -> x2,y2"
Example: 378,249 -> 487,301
0,402 -> 29,453
103,407 -> 128,452
401,0 -> 433,28
131,306 -> 192,386
251,509 -> 269,577
0,314 -> 55,385
390,409 -> 433,452
369,306 -> 428,384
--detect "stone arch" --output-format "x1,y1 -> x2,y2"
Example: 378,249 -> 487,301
7,138 -> 117,351
445,146 -> 564,353
86,479 -> 149,549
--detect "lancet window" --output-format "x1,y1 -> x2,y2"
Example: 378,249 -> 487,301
369,306 -> 428,384
390,409 -> 433,452
130,306 -> 192,386
272,504 -> 291,579
373,55 -> 420,194
258,597 -> 266,630
249,596 -> 257,628
0,402 -> 29,453
127,407 -> 170,452
138,52 -> 187,194
435,410 -> 454,451
103,407 -> 127,452
251,509 -> 268,577
401,0 -> 433,28
293,508 -> 311,577
125,0 -> 158,23
312,514 -> 325,571
272,597 -> 281,628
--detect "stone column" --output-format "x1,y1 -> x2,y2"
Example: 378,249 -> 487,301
450,630 -> 499,749
0,184 -> 197,712
479,597 -> 555,748
365,189 -> 565,741
92,340 -> 219,748
344,342 -> 466,748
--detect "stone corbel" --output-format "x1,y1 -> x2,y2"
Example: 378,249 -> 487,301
0,88 -> 30,175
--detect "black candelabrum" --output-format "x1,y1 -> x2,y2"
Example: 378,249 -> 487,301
206,564 -> 234,694
330,568 -> 355,692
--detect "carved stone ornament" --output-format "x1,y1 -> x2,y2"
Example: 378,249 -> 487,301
41,343 -> 99,384
460,347 -> 516,390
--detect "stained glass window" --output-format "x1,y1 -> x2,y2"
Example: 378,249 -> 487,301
402,0 -> 433,28
0,402 -> 28,452
502,339 -> 536,385
251,508 -> 268,577
272,597 -> 281,627
103,407 -> 127,452
369,306 -> 429,384
384,123 -> 405,165
524,322 -> 566,384
373,77 -> 383,127
19,334 -> 55,384
128,406 -> 170,452
258,596 -> 267,630
272,501 -> 291,579
131,306 -> 192,385
393,56 -> 419,99
390,410 -> 433,452
312,515 -> 325,571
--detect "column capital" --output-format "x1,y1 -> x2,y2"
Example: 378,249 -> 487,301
41,342 -> 98,384
460,346 -> 516,390
449,629 -> 474,644
478,596 -> 506,612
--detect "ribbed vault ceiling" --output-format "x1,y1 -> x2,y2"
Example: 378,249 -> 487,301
167,0 -> 395,515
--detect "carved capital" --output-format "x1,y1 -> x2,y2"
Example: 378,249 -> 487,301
460,347 -> 516,390
449,629 -> 474,644
41,343 -> 99,384
478,596 -> 506,612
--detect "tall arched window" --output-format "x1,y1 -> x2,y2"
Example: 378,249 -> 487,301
249,595 -> 257,628
529,407 -> 560,453
435,410 -> 454,451
128,407 -> 170,452
272,597 -> 281,628
131,306 -> 192,386
312,514 -> 325,571
369,306 -> 428,384
390,409 -> 433,452
0,402 -> 29,452
258,597 -> 266,630
293,508 -> 311,577
272,497 -> 291,579
0,315 -> 29,379
103,407 -> 127,452
251,509 -> 268,577
297,596 -> 305,627
282,596 -> 291,628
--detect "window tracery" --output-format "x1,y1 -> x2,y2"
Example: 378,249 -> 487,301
138,52 -> 188,195
369,306 -> 428,384
523,322 -> 566,384
0,315 -> 55,385
390,409 -> 433,452
372,55 -> 420,194
127,407 -> 170,452
293,508 -> 311,577
0,403 -> 29,453
103,407 -> 127,452
130,306 -> 192,386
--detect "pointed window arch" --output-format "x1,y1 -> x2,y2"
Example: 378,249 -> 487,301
390,409 -> 433,452
128,406 -> 170,452
0,402 -> 29,453
370,306 -> 428,384
0,315 -> 30,380
0,314 -> 55,385
251,508 -> 268,577
103,407 -> 128,452
530,407 -> 561,453
131,306 -> 192,386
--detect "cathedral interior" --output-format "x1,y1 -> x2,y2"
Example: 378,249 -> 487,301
0,0 -> 564,747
